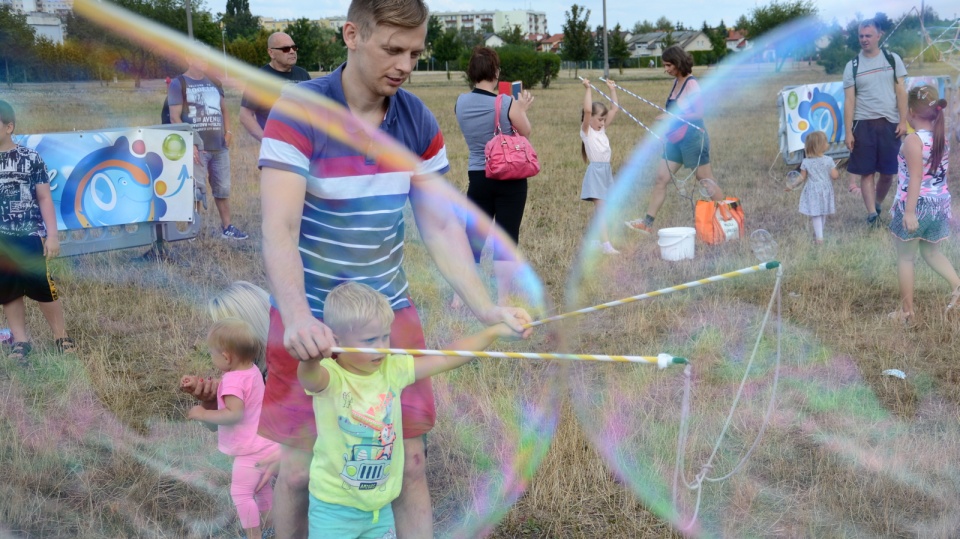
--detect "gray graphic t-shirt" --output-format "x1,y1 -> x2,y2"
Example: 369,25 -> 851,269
169,75 -> 226,151
0,145 -> 50,237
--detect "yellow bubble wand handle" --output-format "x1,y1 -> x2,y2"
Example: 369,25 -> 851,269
525,261 -> 781,329
331,348 -> 687,368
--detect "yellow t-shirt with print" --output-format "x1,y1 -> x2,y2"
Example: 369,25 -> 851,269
305,354 -> 415,512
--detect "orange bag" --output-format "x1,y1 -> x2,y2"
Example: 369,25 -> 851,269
695,197 -> 745,245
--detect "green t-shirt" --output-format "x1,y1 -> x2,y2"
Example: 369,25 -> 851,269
306,354 -> 415,511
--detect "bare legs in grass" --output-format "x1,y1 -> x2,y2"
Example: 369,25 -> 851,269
850,172 -> 893,218
893,238 -> 960,324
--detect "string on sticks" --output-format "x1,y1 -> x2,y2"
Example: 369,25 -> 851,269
672,264 -> 784,531
600,77 -> 704,134
524,262 -> 781,329
585,77 -> 707,203
330,347 -> 688,367
577,76 -> 660,140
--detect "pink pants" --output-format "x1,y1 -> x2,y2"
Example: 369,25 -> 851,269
230,446 -> 277,529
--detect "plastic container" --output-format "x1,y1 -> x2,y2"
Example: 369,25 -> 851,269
657,227 -> 696,261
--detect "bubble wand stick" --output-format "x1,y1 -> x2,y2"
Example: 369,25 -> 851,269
524,261 -> 781,329
330,347 -> 687,367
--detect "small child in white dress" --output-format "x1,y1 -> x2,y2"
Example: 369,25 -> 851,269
787,131 -> 838,244
580,77 -> 620,255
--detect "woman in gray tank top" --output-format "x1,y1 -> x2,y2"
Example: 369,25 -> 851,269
452,46 -> 535,307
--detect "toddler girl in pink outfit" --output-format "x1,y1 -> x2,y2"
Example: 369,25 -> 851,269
187,318 -> 279,539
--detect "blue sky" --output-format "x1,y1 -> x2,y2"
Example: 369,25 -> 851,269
203,0 -> 956,36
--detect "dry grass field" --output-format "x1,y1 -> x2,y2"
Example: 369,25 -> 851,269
2,59 -> 960,538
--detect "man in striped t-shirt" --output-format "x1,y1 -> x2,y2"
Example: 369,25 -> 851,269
257,1 -> 532,537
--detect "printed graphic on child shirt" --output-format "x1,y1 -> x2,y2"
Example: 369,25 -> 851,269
337,390 -> 398,491
0,146 -> 49,236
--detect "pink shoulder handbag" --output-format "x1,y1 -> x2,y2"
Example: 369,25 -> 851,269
484,94 -> 540,180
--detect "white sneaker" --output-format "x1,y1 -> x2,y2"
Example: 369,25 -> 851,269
601,241 -> 620,255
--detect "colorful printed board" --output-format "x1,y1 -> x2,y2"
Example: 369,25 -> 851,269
13,127 -> 195,230
780,76 -> 950,154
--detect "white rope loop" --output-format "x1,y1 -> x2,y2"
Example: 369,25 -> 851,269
672,265 -> 784,532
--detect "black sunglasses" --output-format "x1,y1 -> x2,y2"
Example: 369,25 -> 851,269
271,45 -> 298,53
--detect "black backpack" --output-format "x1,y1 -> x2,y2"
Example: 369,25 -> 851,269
160,75 -> 187,124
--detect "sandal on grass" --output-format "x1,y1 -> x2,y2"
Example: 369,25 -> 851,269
887,309 -> 916,327
56,337 -> 77,354
946,286 -> 960,314
9,341 -> 32,364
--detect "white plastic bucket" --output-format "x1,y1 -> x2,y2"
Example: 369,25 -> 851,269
657,227 -> 696,261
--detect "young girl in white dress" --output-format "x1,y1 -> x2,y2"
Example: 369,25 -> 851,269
580,77 -> 620,255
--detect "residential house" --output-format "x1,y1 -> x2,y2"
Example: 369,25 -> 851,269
539,33 -> 564,53
726,29 -> 750,52
627,30 -> 712,59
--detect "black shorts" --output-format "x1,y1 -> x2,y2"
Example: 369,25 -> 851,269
0,234 -> 59,304
848,118 -> 901,176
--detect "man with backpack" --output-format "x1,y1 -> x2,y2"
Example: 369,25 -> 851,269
168,50 -> 248,240
843,17 -> 908,226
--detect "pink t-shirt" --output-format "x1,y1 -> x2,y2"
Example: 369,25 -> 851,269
217,366 -> 278,456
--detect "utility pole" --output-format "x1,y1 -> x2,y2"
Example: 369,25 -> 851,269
602,0 -> 609,77
185,0 -> 194,39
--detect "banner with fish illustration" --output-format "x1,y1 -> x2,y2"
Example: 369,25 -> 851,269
14,127 -> 194,230
780,76 -> 949,154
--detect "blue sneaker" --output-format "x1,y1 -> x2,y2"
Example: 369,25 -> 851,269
221,225 -> 249,240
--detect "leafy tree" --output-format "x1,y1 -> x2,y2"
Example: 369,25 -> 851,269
662,31 -> 676,49
817,20 -> 850,74
608,23 -> 630,74
501,24 -> 530,47
561,4 -> 592,76
284,18 -> 322,71
633,19 -> 655,34
592,24 -> 605,62
0,5 -> 35,86
65,0 -> 220,87
432,28 -> 461,80
747,0 -> 818,71
426,15 -> 444,49
226,31 -> 269,66
316,26 -> 345,72
701,20 -> 728,63
655,16 -> 672,31
734,14 -> 751,33
222,0 -> 258,40
458,27 -> 484,50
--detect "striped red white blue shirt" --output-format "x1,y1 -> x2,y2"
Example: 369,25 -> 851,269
259,64 -> 449,314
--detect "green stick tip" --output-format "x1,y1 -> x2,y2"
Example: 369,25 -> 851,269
672,357 -> 689,365
763,261 -> 781,269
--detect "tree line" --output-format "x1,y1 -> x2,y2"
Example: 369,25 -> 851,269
3,0 -> 953,86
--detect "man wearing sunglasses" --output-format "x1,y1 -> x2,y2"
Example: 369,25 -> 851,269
239,32 -> 311,142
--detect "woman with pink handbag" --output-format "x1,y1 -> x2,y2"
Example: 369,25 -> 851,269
453,46 -> 535,307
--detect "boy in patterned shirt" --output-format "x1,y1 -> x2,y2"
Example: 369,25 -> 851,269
0,100 -> 76,364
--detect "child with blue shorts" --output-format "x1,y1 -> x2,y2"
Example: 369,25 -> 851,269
297,282 -> 518,538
